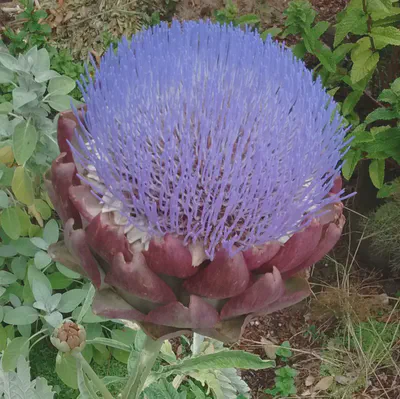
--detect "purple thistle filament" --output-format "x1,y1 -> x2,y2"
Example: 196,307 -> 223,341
74,20 -> 347,259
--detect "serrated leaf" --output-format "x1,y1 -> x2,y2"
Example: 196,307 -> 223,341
161,351 -> 274,376
12,120 -> 38,165
370,26 -> 400,49
378,89 -> 398,104
1,207 -> 21,240
145,379 -> 186,399
365,108 -> 397,124
342,148 -> 362,180
12,166 -> 34,206
369,159 -> 385,188
350,46 -> 379,84
334,8 -> 368,47
342,91 -> 362,116
3,306 -> 38,325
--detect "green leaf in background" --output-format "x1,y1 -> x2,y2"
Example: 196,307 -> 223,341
43,219 -> 59,244
12,166 -> 34,206
16,208 -> 31,236
10,256 -> 27,280
0,191 -> 9,209
369,159 -> 385,189
87,337 -> 131,352
48,272 -> 73,289
46,94 -> 75,112
0,66 -> 14,84
350,38 -> 379,84
334,8 -> 368,47
111,328 -> 136,363
12,120 -> 38,165
1,207 -> 21,240
34,199 -> 52,220
77,284 -> 95,323
56,261 -> 81,279
342,91 -> 362,116
371,26 -> 400,49
145,379 -> 186,399
0,325 -> 7,352
12,238 -> 38,257
47,76 -> 76,95
32,279 -> 52,304
161,350 -> 275,376
3,306 -> 39,325
57,288 -> 87,313
365,108 -> 397,124
0,102 -> 13,114
260,27 -> 282,40
28,264 -> 51,292
32,48 -> 50,75
30,237 -> 49,250
342,148 -> 362,180
12,88 -> 37,110
56,352 -> 78,389
34,250 -> 52,269
2,336 -> 29,372
0,271 -> 18,285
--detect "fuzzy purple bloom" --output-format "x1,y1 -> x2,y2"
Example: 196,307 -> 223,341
73,20 -> 347,259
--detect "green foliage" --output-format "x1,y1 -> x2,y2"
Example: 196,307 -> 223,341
264,341 -> 297,397
3,0 -> 51,55
214,0 -> 260,27
283,0 -> 400,192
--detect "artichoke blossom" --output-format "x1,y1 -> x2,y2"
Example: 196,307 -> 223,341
47,21 -> 347,342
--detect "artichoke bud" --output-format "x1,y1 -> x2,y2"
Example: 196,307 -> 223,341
51,321 -> 86,354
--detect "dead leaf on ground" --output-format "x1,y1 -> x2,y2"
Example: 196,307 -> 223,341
305,375 -> 315,386
314,376 -> 334,391
261,337 -> 277,359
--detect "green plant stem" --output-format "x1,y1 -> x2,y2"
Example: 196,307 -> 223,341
120,335 -> 163,399
362,0 -> 376,51
73,352 -> 114,399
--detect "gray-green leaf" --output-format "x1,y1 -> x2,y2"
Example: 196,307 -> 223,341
13,120 -> 38,165
47,76 -> 76,96
3,306 -> 38,325
12,88 -> 37,110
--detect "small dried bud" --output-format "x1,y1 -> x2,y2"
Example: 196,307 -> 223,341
51,321 -> 86,354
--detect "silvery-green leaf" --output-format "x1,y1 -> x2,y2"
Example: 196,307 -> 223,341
43,219 -> 59,245
0,190 -> 8,208
17,54 -> 30,73
56,262 -> 82,279
3,306 -> 38,325
47,293 -> 62,313
9,294 -> 21,308
0,66 -> 14,84
34,250 -> 52,270
46,95 -> 74,112
25,46 -> 38,69
10,256 -> 27,280
32,279 -> 52,304
0,287 -> 6,297
0,115 -> 12,137
47,76 -> 76,95
0,271 -> 17,285
11,239 -> 37,257
32,48 -> 50,75
35,69 -> 60,83
17,324 -> 31,338
44,311 -> 63,327
57,289 -> 87,313
12,120 -> 38,165
28,266 -> 52,292
0,53 -> 19,71
33,301 -> 47,311
30,237 -> 49,250
0,307 -> 3,323
0,102 -> 13,115
35,377 -> 56,399
12,88 -> 37,110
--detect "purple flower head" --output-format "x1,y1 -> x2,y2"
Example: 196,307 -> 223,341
74,20 -> 347,259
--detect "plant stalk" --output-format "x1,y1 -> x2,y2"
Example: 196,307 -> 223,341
73,352 -> 114,399
120,335 -> 163,399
